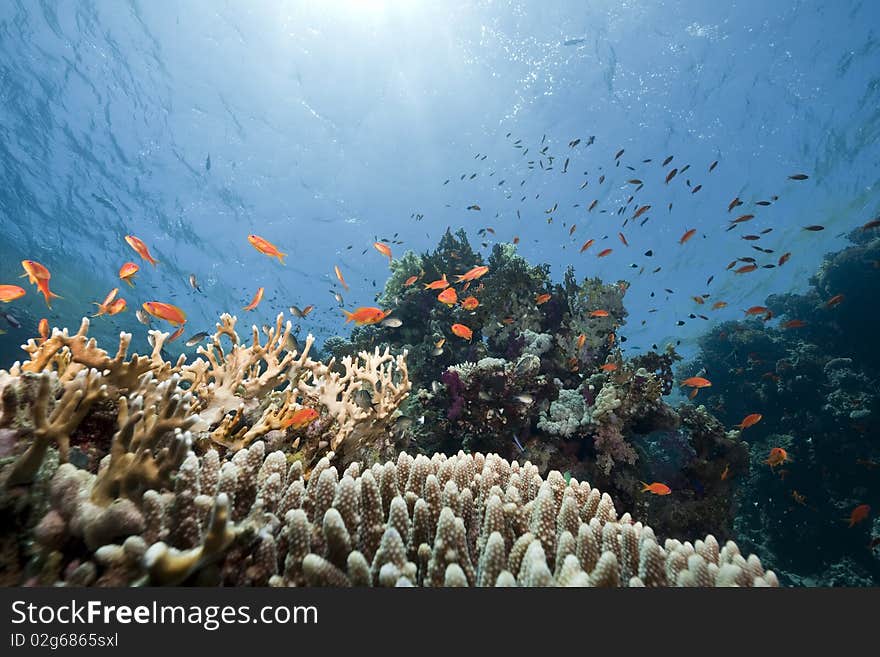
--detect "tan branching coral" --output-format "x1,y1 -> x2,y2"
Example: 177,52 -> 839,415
12,318 -> 155,392
5,369 -> 107,487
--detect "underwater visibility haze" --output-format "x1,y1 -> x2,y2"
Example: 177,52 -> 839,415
0,0 -> 879,587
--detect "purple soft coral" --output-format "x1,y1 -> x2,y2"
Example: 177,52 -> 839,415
441,369 -> 465,421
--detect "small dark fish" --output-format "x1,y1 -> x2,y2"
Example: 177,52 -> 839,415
205,155 -> 211,171
788,173 -> 809,180
644,250 -> 653,257
665,168 -> 678,184
756,200 -> 772,206
676,320 -> 685,326
709,160 -> 718,172
354,389 -> 375,411
615,149 -> 625,160
189,274 -> 201,292
569,138 -> 580,147
679,164 -> 690,174
691,185 -> 702,194
563,158 -> 569,173
706,275 -> 714,285
0,311 -> 21,329
185,332 -> 208,347
283,333 -> 300,353
803,225 -> 825,231
662,155 -> 673,166
467,205 -> 481,211
443,179 -> 449,185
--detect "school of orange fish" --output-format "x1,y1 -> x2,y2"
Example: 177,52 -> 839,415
2,133 -> 878,532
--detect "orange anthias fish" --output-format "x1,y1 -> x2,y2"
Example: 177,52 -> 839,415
632,205 -> 651,220
343,307 -> 389,325
125,235 -> 159,266
455,266 -> 489,283
248,234 -> 287,264
334,265 -> 349,290
404,274 -> 419,287
373,242 -> 393,262
437,287 -> 458,306
284,408 -> 319,430
142,301 -> 187,326
244,287 -> 264,311
20,260 -> 61,307
735,264 -> 758,274
744,306 -> 770,316
737,413 -> 763,429
460,296 -> 479,311
577,334 -> 586,350
681,376 -> 712,388
597,248 -> 613,258
847,504 -> 871,528
535,293 -> 551,305
712,301 -> 728,310
424,274 -> 449,290
782,319 -> 807,329
0,285 -> 26,303
590,309 -> 610,318
826,294 -> 845,308
580,239 -> 595,253
679,228 -> 697,244
600,363 -> 618,372
720,464 -> 730,481
451,323 -> 473,340
38,318 -> 49,344
618,232 -> 629,247
765,447 -> 791,468
107,298 -> 127,315
118,262 -> 139,287
641,481 -> 672,495
92,288 -> 120,317
778,252 -> 792,266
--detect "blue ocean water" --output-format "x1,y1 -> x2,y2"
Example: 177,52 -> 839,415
1,0 -> 878,365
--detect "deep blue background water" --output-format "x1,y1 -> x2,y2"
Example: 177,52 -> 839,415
1,0 -> 878,368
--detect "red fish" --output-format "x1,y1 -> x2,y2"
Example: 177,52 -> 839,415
847,504 -> 870,528
92,288 -> 120,317
580,239 -> 595,253
142,301 -> 187,326
404,274 -> 419,287
618,232 -> 629,246
535,293 -> 551,305
284,408 -> 319,430
597,248 -> 613,258
735,264 -> 758,274
826,294 -> 844,308
0,285 -> 26,303
373,242 -> 393,262
681,376 -> 712,388
343,307 -> 389,325
782,319 -> 807,329
334,265 -> 349,291
600,363 -> 618,372
451,323 -> 473,340
248,235 -> 287,264
778,252 -> 792,266
737,413 -> 762,429
437,287 -> 458,306
590,309 -> 610,317
460,296 -> 479,311
37,318 -> 49,344
243,287 -> 264,311
125,235 -> 159,266
456,266 -> 489,283
424,274 -> 449,290
20,260 -> 61,308
640,481 -> 672,495
765,447 -> 791,468
118,262 -> 139,287
679,228 -> 697,244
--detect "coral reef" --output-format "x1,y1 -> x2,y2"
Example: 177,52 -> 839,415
684,231 -> 880,585
10,443 -> 779,586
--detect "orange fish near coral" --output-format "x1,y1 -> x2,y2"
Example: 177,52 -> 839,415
125,235 -> 159,266
847,504 -> 871,528
600,363 -> 618,372
107,298 -> 127,315
455,266 -> 489,283
404,274 -> 419,287
284,408 -> 319,431
142,302 -> 187,326
577,334 -> 586,350
782,319 -> 807,329
641,481 -> 672,495
0,285 -> 26,303
451,323 -> 473,340
737,413 -> 763,430
244,287 -> 264,311
744,306 -> 769,316
37,318 -> 49,344
679,228 -> 697,244
826,294 -> 845,308
590,310 -> 610,318
373,242 -> 393,262
720,464 -> 730,481
424,274 -> 449,290
20,260 -> 61,308
437,287 -> 458,306
118,262 -> 139,287
460,296 -> 479,311
343,307 -> 389,325
334,265 -> 349,291
535,293 -> 551,305
765,447 -> 791,468
681,376 -> 712,388
92,288 -> 119,317
248,235 -> 287,264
